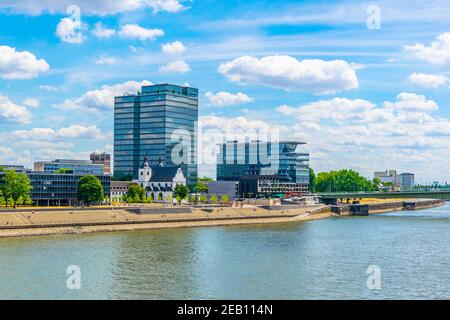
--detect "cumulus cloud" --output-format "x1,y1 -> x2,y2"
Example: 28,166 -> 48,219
8,125 -> 105,141
0,46 -> 49,80
22,98 -> 40,109
0,0 -> 187,15
218,55 -> 360,95
55,17 -> 84,43
92,22 -> 116,38
383,92 -> 438,112
407,72 -> 449,88
277,98 -> 376,123
95,55 -> 117,65
55,80 -> 151,112
404,32 -> 450,65
159,60 -> 191,73
205,91 -> 253,107
118,24 -> 164,41
162,41 -> 186,54
0,95 -> 32,124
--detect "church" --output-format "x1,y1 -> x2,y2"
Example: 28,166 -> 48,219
132,157 -> 187,203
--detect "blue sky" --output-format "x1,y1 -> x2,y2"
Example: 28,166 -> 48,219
1,0 -> 450,183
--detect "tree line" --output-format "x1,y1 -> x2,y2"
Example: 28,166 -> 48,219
309,168 -> 379,193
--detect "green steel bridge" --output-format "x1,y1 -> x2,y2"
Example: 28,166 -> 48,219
318,190 -> 450,201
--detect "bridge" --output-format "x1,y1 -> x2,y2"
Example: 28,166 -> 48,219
318,190 -> 450,202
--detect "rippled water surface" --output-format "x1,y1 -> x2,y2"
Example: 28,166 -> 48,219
1,204 -> 450,299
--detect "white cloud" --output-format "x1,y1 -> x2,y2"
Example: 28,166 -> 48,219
0,0 -> 187,15
407,72 -> 449,89
8,125 -> 105,141
118,24 -> 164,41
162,41 -> 186,54
0,95 -> 32,124
95,55 -> 117,65
218,55 -> 359,95
383,92 -> 438,112
0,46 -> 49,80
22,98 -> 40,109
55,17 -> 83,44
205,91 -> 253,107
404,32 -> 450,65
159,60 -> 191,73
56,80 -> 152,112
92,22 -> 116,39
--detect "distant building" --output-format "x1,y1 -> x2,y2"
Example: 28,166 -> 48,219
374,170 -> 415,189
34,159 -> 104,175
207,181 -> 239,200
132,157 -> 186,203
114,83 -> 198,186
398,173 -> 415,189
217,141 -> 310,197
90,152 -> 111,175
0,164 -> 26,172
374,170 -> 397,184
111,181 -> 130,202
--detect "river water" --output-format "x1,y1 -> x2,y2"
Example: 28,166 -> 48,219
1,203 -> 450,299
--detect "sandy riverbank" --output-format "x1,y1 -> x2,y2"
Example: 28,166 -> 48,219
0,205 -> 332,238
0,199 -> 445,239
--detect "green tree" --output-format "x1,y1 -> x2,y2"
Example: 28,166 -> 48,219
315,169 -> 376,193
174,184 -> 189,203
210,194 -> 217,204
309,168 -> 316,192
0,166 -> 4,172
166,194 -> 172,204
195,177 -> 213,193
221,194 -> 230,204
200,195 -> 207,204
144,194 -> 154,203
125,183 -> 145,203
1,170 -> 32,208
0,191 -> 5,207
190,194 -> 196,204
77,175 -> 104,206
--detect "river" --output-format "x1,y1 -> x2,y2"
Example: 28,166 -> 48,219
1,203 -> 450,299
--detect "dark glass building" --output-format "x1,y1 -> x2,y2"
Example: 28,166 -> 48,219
0,170 -> 111,206
28,173 -> 111,206
114,83 -> 198,186
217,141 -> 310,197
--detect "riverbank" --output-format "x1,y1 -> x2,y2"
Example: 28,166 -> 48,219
0,199 -> 445,238
0,205 -> 331,238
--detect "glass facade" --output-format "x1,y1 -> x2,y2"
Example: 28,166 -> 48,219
114,84 -> 198,186
0,171 -> 111,206
34,159 -> 104,175
217,141 -> 310,196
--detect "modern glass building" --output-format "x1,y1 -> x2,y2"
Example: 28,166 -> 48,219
0,169 -> 111,206
28,173 -> 111,206
217,141 -> 310,197
34,159 -> 104,175
114,83 -> 198,186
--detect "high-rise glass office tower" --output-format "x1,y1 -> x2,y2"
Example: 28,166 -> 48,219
114,84 -> 198,186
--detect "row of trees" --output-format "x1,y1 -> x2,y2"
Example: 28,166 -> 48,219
119,183 -> 229,204
309,168 -> 378,192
